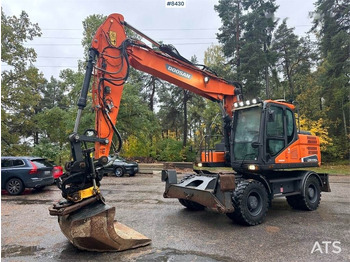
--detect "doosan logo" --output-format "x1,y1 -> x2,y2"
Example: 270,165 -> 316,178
166,64 -> 192,79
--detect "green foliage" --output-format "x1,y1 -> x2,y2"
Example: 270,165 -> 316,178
215,0 -> 278,97
122,135 -> 152,158
117,83 -> 160,140
81,14 -> 107,57
34,107 -> 70,143
1,9 -> 41,68
157,83 -> 184,139
204,45 -> 233,79
309,0 -> 350,160
40,76 -> 70,110
2,7 -> 348,164
155,138 -> 184,162
59,69 -> 85,107
271,21 -> 316,100
1,10 -> 45,151
31,138 -> 70,165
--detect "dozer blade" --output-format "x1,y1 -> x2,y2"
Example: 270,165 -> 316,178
57,201 -> 151,252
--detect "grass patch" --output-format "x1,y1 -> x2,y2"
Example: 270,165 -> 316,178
305,164 -> 349,175
195,163 -> 349,175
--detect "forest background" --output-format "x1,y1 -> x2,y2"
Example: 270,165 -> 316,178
1,0 -> 349,165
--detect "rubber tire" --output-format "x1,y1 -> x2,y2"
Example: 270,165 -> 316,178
6,178 -> 24,195
114,167 -> 124,177
227,180 -> 269,226
178,199 -> 205,211
129,173 -> 135,177
286,176 -> 321,211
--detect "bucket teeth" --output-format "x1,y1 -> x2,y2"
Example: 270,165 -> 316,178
56,201 -> 151,252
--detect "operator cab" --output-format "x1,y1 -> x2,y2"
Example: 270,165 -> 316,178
230,99 -> 321,172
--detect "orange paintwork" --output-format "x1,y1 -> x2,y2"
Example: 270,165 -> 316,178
91,14 -> 127,158
201,151 -> 225,163
127,44 -> 239,116
274,134 -> 321,166
264,99 -> 295,110
91,14 -> 240,159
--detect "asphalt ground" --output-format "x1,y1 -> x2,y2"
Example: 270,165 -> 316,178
1,173 -> 349,262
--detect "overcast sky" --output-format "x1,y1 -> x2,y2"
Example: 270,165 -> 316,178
2,0 -> 316,79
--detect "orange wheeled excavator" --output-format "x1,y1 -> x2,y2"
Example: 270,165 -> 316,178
49,13 -> 330,252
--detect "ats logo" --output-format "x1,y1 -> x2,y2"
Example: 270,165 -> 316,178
311,241 -> 341,254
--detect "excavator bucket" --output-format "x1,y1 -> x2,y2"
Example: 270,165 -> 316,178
52,201 -> 151,252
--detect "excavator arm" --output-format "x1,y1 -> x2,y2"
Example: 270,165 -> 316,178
49,13 -> 242,252
90,14 -> 241,160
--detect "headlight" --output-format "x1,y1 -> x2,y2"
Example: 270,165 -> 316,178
234,98 -> 261,108
247,164 -> 259,171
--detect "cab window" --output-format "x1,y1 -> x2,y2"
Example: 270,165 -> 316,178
266,106 -> 285,156
266,106 -> 284,137
286,109 -> 295,143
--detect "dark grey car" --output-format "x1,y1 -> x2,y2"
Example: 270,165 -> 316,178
104,156 -> 139,177
1,156 -> 55,195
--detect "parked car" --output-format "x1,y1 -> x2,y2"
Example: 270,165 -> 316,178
104,156 -> 139,177
1,156 -> 55,195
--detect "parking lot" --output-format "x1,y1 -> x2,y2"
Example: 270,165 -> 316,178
1,172 -> 349,262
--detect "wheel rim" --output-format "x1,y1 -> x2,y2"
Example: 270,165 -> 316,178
307,184 -> 317,203
247,191 -> 262,216
7,180 -> 21,194
115,168 -> 123,177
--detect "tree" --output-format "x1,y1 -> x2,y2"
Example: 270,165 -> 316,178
156,56 -> 202,148
33,107 -> 71,164
1,65 -> 46,145
204,44 -> 233,79
271,20 -> 316,100
157,83 -> 183,139
310,0 -> 350,159
38,76 -> 70,110
1,9 -> 43,153
215,0 -> 244,80
1,9 -> 41,69
81,14 -> 107,57
215,0 -> 278,98
141,75 -> 164,112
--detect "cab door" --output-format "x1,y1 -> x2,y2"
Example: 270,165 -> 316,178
264,103 -> 297,163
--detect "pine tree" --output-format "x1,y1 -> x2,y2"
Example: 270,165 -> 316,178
215,0 -> 278,98
310,0 -> 349,159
